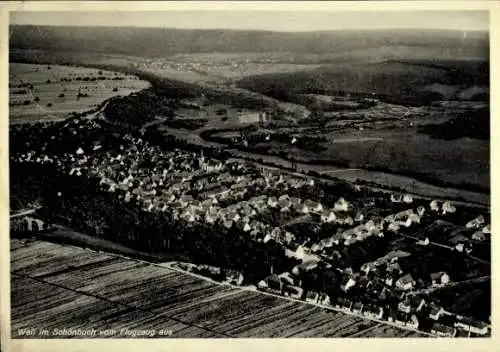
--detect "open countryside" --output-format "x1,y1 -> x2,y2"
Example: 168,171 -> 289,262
9,63 -> 150,124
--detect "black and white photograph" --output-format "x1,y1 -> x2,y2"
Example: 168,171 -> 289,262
5,1 -> 493,344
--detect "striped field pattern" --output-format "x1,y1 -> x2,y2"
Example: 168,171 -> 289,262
11,239 -> 425,338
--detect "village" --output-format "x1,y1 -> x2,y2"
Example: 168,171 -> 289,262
10,114 -> 491,338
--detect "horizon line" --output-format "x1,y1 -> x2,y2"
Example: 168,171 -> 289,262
9,24 -> 490,33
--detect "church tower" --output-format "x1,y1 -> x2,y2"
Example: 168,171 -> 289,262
198,148 -> 205,169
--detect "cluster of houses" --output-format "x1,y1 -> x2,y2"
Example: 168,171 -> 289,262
11,117 -> 490,338
10,216 -> 47,233
339,251 -> 449,299
172,262 -> 245,286
257,238 -> 489,338
256,264 -> 489,337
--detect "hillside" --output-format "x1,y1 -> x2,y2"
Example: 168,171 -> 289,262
236,59 -> 489,105
10,25 -> 488,59
419,107 -> 489,141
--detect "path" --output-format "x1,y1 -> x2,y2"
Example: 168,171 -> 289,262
397,230 -> 490,265
408,275 -> 490,295
321,168 -> 362,174
10,207 -> 42,219
282,214 -> 312,227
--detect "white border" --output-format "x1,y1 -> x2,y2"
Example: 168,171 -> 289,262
1,2 -> 497,352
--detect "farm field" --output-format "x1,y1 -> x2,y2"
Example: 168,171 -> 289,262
11,238 -> 424,338
9,63 -> 150,124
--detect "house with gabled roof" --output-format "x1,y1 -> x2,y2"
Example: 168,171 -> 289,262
430,200 -> 440,212
403,194 -> 413,204
390,193 -> 403,203
466,215 -> 485,229
292,260 -> 319,276
398,300 -> 412,314
320,236 -> 335,248
360,262 -> 375,275
442,201 -> 456,214
267,196 -> 278,208
417,206 -> 426,217
384,214 -> 396,223
472,231 -> 486,241
408,314 -> 419,329
454,316 -> 489,335
352,301 -> 364,314
482,224 -> 491,234
295,202 -> 309,214
305,290 -> 320,304
257,274 -> 282,294
431,322 -> 456,337
303,199 -> 323,214
341,298 -> 353,311
340,275 -> 356,292
395,274 -> 415,291
334,197 -> 349,212
387,222 -> 400,232
364,305 -> 384,319
431,272 -> 450,286
429,304 -> 445,321
321,209 -> 336,223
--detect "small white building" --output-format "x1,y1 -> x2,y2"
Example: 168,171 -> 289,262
430,200 -> 440,212
403,194 -> 413,204
395,274 -> 415,291
442,201 -> 456,214
340,276 -> 356,292
431,272 -> 450,286
334,197 -> 349,212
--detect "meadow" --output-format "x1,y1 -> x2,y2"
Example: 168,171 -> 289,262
317,129 -> 489,190
9,63 -> 150,124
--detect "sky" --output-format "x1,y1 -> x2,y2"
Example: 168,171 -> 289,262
10,10 -> 489,32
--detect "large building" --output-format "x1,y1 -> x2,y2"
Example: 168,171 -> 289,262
228,109 -> 268,124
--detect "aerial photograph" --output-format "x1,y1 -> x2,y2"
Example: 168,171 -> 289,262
8,7 -> 491,339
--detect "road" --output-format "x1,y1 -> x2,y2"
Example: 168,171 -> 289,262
397,229 -> 490,265
10,207 -> 41,219
161,261 -> 436,337
321,168 -> 363,174
140,116 -> 168,135
408,275 -> 490,295
160,126 -> 489,208
282,214 -> 311,227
